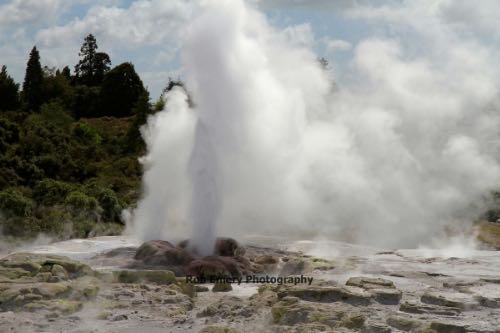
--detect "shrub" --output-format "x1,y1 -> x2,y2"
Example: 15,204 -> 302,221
65,191 -> 100,211
0,189 -> 33,217
73,122 -> 102,145
33,179 -> 73,205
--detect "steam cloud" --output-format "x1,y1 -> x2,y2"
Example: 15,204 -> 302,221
128,0 -> 500,252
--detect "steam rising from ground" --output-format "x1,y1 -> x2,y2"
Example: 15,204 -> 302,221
128,0 -> 500,252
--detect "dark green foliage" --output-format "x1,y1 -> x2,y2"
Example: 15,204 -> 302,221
73,85 -> 101,118
0,189 -> 33,217
0,65 -> 20,111
75,34 -> 111,86
22,46 -> 44,111
33,179 -> 73,205
100,62 -> 147,117
61,66 -> 71,80
41,71 -> 74,108
0,40 -> 147,240
126,92 -> 151,152
73,122 -> 102,145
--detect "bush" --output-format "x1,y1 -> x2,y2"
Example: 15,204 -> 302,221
0,189 -> 33,217
33,179 -> 73,205
65,191 -> 100,211
97,188 -> 123,222
40,101 -> 73,128
73,122 -> 102,145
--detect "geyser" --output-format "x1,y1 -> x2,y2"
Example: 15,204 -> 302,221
128,0 -> 500,251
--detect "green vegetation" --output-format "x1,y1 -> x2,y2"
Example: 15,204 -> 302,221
0,34 -> 157,239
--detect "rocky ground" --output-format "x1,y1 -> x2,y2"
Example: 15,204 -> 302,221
0,236 -> 499,333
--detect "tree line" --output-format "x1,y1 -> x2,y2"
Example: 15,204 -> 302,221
0,34 -> 168,240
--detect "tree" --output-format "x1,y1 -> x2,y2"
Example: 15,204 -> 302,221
99,62 -> 148,117
61,66 -> 71,80
22,46 -> 44,111
41,69 -> 74,108
0,65 -> 19,111
126,92 -> 151,152
75,34 -> 111,85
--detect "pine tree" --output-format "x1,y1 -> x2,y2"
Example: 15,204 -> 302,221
22,46 -> 44,111
75,34 -> 111,85
0,65 -> 20,111
61,66 -> 71,80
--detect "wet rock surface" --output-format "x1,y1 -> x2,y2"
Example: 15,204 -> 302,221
1,238 -> 500,332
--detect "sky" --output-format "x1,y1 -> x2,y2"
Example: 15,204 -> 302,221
1,0 -> 500,98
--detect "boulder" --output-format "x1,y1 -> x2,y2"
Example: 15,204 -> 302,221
134,240 -> 195,268
178,237 -> 241,257
186,256 -> 247,279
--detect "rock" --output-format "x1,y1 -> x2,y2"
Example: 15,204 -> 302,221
214,238 -> 240,257
254,255 -> 279,265
271,300 -> 315,325
32,282 -> 72,298
113,270 -> 176,285
51,264 -> 68,280
280,259 -> 311,276
429,322 -> 466,333
277,286 -> 372,306
178,237 -> 240,257
310,258 -> 335,271
362,323 -> 392,333
186,256 -> 246,279
271,297 -> 361,329
474,295 -> 500,308
387,316 -> 423,331
174,280 -> 197,298
198,296 -> 255,319
370,288 -> 402,305
134,240 -> 195,269
24,299 -> 83,314
199,326 -> 241,333
0,267 -> 31,280
480,278 -> 500,284
249,289 -> 279,307
346,277 -> 395,290
0,253 -> 93,278
195,285 -> 210,292
341,314 -> 365,329
110,314 -> 128,321
212,282 -> 232,292
399,301 -> 461,316
72,276 -> 100,299
420,292 -> 479,311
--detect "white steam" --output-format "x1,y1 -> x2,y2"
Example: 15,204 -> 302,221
128,0 -> 500,252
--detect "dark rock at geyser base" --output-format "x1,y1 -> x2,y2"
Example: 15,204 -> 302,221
133,238 -> 251,278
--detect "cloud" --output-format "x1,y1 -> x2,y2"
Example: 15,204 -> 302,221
322,38 -> 352,53
0,0 -> 64,26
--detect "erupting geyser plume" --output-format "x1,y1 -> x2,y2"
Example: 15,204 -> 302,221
128,0 -> 500,253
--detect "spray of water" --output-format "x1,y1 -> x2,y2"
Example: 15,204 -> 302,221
127,0 -> 500,254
